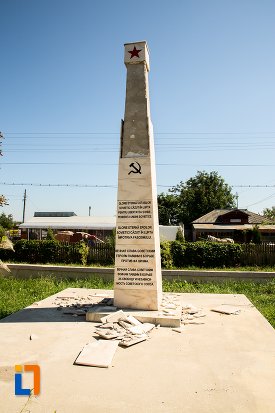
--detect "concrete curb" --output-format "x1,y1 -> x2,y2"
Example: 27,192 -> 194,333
4,263 -> 275,282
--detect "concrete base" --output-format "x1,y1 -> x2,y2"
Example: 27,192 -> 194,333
0,288 -> 275,413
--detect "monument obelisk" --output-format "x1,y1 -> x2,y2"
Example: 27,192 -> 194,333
114,41 -> 162,310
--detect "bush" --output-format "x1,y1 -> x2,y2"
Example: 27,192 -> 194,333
46,228 -> 55,241
160,241 -> 173,269
175,227 -> 184,242
0,240 -> 89,265
170,241 -> 242,268
170,241 -> 187,267
0,225 -> 6,239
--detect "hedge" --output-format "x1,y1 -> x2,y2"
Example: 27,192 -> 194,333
163,241 -> 243,269
0,239 -> 273,268
0,240 -> 89,265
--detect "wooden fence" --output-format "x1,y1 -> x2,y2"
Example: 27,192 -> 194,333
240,243 -> 275,266
87,244 -> 115,264
86,243 -> 275,267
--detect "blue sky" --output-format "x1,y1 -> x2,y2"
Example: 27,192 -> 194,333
1,0 -> 275,221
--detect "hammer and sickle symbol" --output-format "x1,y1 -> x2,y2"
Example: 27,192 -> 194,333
128,162 -> 141,175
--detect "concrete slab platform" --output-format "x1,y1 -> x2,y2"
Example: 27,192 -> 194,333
0,288 -> 275,413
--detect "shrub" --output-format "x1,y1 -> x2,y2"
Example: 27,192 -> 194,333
0,225 -> 6,239
46,228 -> 55,241
0,240 -> 89,265
170,241 -> 242,268
175,227 -> 184,242
160,241 -> 173,269
170,241 -> 187,267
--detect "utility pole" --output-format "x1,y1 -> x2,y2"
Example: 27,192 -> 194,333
89,206 -> 91,216
236,192 -> 239,209
22,189 -> 27,223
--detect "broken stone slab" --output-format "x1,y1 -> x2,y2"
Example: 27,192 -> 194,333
118,319 -> 132,329
119,334 -> 147,347
74,340 -> 118,368
100,310 -> 126,324
97,322 -> 115,329
120,315 -> 142,326
127,323 -> 155,335
211,305 -> 241,315
95,329 -> 120,340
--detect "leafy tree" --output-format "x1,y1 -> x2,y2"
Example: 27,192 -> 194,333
158,171 -> 236,225
158,193 -> 180,225
0,212 -> 14,230
263,206 -> 275,223
46,228 -> 56,241
251,225 -> 261,244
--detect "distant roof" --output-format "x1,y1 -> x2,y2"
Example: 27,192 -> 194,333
20,216 -> 116,230
192,209 -> 264,224
34,212 -> 77,217
193,224 -> 275,232
159,225 -> 183,241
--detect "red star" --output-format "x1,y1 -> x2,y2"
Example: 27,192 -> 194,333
128,46 -> 142,59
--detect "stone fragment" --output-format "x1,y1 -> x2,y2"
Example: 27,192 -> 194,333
123,315 -> 142,326
118,319 -> 134,330
119,334 -> 147,347
74,340 -> 118,368
97,323 -> 114,329
193,312 -> 207,318
95,329 -> 120,340
211,305 -> 240,315
142,323 -> 155,333
172,327 -> 184,333
100,310 -> 126,324
128,325 -> 146,335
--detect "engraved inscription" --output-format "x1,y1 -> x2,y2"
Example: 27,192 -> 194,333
117,200 -> 152,220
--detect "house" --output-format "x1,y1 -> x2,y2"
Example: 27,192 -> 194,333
192,208 -> 275,243
19,212 -> 183,242
20,213 -> 116,241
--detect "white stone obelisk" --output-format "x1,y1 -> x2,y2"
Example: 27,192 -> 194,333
114,41 -> 162,310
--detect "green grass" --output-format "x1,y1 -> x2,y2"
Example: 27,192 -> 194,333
0,276 -> 274,328
166,265 -> 275,272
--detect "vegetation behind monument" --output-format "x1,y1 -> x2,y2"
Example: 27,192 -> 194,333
158,171 -> 236,225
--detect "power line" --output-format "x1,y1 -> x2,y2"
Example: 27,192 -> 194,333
4,131 -> 275,135
1,162 -> 275,167
0,182 -> 117,188
1,182 -> 275,189
245,192 -> 275,208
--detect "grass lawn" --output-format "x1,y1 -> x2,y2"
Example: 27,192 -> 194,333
0,276 -> 274,328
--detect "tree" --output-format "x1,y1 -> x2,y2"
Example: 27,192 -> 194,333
158,193 -> 180,225
46,228 -> 55,240
158,171 -> 236,225
0,212 -> 14,230
263,206 -> 275,223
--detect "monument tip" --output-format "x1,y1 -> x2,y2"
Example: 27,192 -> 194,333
124,41 -> 150,70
